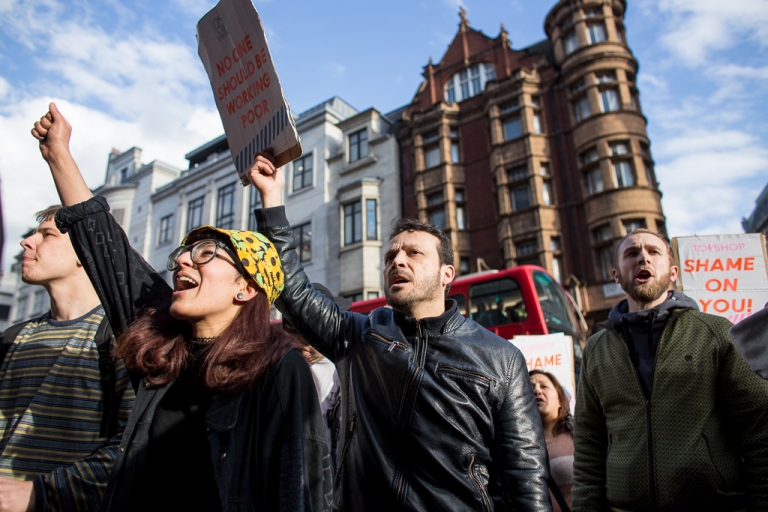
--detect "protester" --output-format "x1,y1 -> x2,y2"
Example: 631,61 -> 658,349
32,103 -> 331,512
0,205 -> 135,511
281,282 -> 347,475
728,303 -> 768,379
249,150 -> 550,511
573,228 -> 768,511
529,370 -> 573,512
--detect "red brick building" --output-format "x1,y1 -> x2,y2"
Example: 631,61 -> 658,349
397,1 -> 665,324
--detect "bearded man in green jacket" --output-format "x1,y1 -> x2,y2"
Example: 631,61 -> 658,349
573,229 -> 768,512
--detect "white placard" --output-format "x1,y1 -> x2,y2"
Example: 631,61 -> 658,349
197,0 -> 302,186
675,234 -> 768,323
510,333 -> 576,411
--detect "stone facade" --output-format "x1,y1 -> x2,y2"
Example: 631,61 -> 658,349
397,1 -> 665,325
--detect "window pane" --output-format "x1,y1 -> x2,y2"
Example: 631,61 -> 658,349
456,205 -> 466,230
455,188 -> 465,202
503,118 -> 522,141
623,219 -> 647,234
564,32 -> 578,54
216,183 -> 236,229
610,142 -> 629,156
533,271 -> 578,335
533,114 -> 542,134
542,181 -> 553,206
470,65 -> 481,95
349,129 -> 367,162
425,146 -> 441,168
187,197 -> 204,231
593,225 -> 612,243
366,199 -> 377,240
469,278 -> 527,326
500,101 -> 520,115
613,161 -> 634,187
598,245 -> 614,280
292,153 -> 313,191
423,131 -> 440,144
587,168 -> 604,195
484,63 -> 496,81
552,257 -> 562,283
517,240 -> 538,257
601,89 -> 619,112
511,185 -> 531,211
581,148 -> 599,165
293,222 -> 312,262
445,79 -> 456,103
460,69 -> 470,99
451,142 -> 460,163
367,291 -> 379,300
588,23 -> 606,44
507,166 -> 527,182
353,201 -> 362,242
428,209 -> 445,230
427,192 -> 443,207
574,97 -> 590,121
645,162 -> 654,185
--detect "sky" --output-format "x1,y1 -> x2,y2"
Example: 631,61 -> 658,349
0,0 -> 767,271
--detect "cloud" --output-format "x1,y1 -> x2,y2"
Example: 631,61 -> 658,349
0,0 -> 224,266
327,63 -> 345,79
637,0 -> 768,66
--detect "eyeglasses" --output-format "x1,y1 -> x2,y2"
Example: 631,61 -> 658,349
167,239 -> 238,272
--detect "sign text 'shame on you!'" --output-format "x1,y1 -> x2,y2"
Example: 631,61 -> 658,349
674,234 -> 768,323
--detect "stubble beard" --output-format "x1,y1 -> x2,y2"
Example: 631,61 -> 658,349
619,267 -> 673,305
385,269 -> 443,316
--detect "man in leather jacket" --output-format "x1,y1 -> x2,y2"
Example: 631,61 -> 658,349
250,151 -> 550,511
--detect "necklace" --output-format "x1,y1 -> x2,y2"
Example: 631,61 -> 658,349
191,337 -> 218,344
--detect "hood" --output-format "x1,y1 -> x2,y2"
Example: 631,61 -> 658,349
728,304 -> 768,379
608,289 -> 699,326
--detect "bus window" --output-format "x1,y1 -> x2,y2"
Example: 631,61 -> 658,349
449,294 -> 467,316
469,278 -> 527,328
532,271 -> 578,336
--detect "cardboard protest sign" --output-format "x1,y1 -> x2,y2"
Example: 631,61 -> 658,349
674,234 -> 768,323
510,333 -> 576,411
197,0 -> 302,186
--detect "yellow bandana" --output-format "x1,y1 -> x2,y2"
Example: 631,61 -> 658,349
182,226 -> 284,305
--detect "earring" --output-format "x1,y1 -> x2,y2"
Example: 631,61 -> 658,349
237,293 -> 245,300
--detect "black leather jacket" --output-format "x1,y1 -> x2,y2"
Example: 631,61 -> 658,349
257,207 -> 550,511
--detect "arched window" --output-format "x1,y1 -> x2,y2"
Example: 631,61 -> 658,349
444,63 -> 496,103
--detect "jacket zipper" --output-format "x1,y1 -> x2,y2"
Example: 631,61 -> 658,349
468,455 -> 492,512
436,364 -> 494,385
617,326 -> 663,511
335,412 -> 356,483
394,321 -> 428,508
369,331 -> 408,352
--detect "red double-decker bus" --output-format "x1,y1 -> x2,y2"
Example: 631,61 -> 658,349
350,265 -> 586,343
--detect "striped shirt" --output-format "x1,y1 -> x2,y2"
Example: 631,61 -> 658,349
0,306 -> 135,511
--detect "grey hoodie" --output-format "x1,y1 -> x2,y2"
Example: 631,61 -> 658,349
607,290 -> 699,397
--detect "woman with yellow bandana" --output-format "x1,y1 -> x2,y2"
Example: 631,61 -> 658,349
31,103 -> 331,512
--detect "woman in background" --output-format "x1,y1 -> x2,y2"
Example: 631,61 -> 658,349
530,369 -> 574,512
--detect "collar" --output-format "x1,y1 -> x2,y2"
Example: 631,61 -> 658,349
391,299 -> 462,337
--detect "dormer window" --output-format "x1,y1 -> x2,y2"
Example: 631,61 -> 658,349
444,63 -> 496,103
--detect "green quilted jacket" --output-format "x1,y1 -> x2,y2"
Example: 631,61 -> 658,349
573,309 -> 768,511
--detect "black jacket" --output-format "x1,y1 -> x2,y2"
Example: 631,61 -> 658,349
257,206 -> 550,512
57,197 -> 332,512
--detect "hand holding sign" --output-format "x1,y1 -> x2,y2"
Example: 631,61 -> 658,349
248,149 -> 285,208
197,0 -> 302,186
